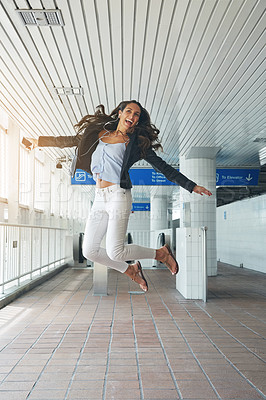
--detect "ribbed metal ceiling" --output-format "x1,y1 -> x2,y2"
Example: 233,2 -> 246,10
0,0 -> 265,170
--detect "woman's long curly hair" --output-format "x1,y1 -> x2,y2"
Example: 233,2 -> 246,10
74,100 -> 162,158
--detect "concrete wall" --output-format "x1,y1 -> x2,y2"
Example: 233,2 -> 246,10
217,193 -> 266,273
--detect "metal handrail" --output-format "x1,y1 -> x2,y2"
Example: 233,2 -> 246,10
0,257 -> 67,289
0,223 -> 72,295
0,222 -> 66,230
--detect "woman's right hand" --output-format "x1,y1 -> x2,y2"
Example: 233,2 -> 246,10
193,185 -> 212,196
23,137 -> 38,149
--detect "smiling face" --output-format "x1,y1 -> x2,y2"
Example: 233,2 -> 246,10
117,102 -> 141,132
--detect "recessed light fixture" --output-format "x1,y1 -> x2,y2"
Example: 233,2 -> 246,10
16,9 -> 64,26
54,87 -> 84,96
253,137 -> 266,143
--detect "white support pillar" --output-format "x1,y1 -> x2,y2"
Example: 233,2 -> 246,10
150,194 -> 168,249
150,193 -> 172,269
93,263 -> 108,296
179,147 -> 220,277
150,195 -> 168,231
93,236 -> 108,296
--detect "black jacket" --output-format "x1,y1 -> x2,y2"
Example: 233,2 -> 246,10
38,126 -> 197,192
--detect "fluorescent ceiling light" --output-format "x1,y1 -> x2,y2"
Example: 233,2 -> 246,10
54,87 -> 84,96
16,9 -> 64,26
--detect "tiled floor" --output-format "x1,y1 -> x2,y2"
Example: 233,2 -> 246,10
0,262 -> 265,400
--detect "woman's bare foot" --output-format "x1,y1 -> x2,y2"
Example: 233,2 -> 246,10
155,244 -> 179,275
124,262 -> 148,292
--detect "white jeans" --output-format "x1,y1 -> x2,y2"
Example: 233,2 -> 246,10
82,184 -> 156,273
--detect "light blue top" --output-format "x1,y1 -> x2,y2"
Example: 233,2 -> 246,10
91,139 -> 126,183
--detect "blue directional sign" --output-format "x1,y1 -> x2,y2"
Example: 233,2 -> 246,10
71,168 -> 260,186
132,203 -> 150,211
129,169 -> 175,186
216,168 -> 259,186
71,170 -> 95,185
71,169 -> 175,186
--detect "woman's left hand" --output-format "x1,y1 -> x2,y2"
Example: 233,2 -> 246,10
193,185 -> 212,196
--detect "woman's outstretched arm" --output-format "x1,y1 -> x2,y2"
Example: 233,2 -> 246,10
145,148 -> 212,196
23,135 -> 81,149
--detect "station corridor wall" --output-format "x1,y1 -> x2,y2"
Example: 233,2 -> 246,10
217,193 -> 266,273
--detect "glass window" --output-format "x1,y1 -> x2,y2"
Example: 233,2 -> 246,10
50,172 -> 56,215
0,107 -> 8,130
67,184 -> 73,219
19,129 -> 31,206
0,107 -> 8,199
0,126 -> 8,199
34,158 -> 45,211
59,173 -> 68,218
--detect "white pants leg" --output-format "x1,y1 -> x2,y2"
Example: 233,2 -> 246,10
82,185 -> 156,273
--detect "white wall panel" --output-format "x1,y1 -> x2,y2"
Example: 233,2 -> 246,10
217,194 -> 266,273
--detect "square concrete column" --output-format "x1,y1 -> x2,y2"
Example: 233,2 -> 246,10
176,227 -> 207,299
150,194 -> 168,231
93,236 -> 108,296
179,147 -> 220,277
150,194 -> 170,265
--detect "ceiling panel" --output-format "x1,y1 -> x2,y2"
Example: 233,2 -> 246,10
0,0 -> 265,203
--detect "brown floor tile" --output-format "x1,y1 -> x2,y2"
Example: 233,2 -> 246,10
30,391 -> 67,399
105,388 -> 141,399
8,366 -> 45,374
78,358 -> 107,366
142,379 -> 176,390
0,366 -> 13,374
107,371 -> 138,380
216,386 -> 265,399
108,360 -> 137,368
67,389 -> 103,400
39,372 -> 74,381
108,364 -> 137,372
0,381 -> 34,391
143,388 -> 179,399
0,391 -> 30,400
141,372 -> 173,382
4,373 -> 40,382
174,371 -> 207,380
33,379 -> 70,390
106,380 -> 140,389
140,365 -> 170,373
178,379 -> 217,398
70,379 -> 104,390
171,363 -> 203,373
38,365 -> 76,373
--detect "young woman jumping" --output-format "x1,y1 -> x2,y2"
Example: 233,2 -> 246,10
27,100 -> 212,292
